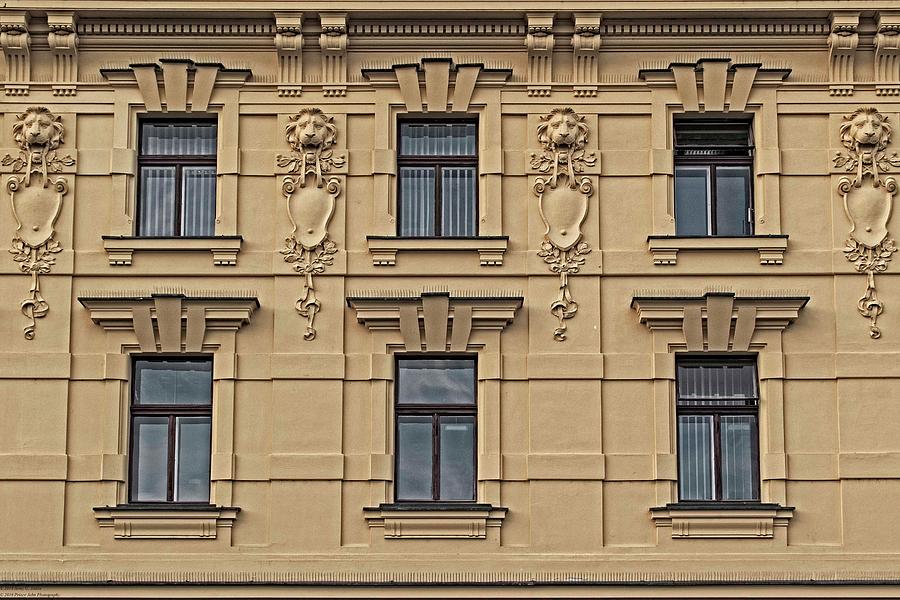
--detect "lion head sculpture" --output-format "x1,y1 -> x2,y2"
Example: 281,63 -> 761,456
285,108 -> 338,153
840,107 -> 893,155
13,107 -> 64,154
536,107 -> 589,152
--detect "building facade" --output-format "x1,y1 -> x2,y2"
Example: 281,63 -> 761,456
2,2 -> 900,597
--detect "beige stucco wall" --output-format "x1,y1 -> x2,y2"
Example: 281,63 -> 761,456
2,2 -> 900,597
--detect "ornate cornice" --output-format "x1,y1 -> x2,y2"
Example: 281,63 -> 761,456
78,289 -> 259,353
347,290 -> 522,351
631,289 -> 809,351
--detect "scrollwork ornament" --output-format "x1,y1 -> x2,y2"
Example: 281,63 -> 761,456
531,108 -> 596,341
837,136 -> 899,338
276,107 -> 345,341
4,107 -> 74,340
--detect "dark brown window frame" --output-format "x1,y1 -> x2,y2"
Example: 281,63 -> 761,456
128,356 -> 213,505
396,117 -> 479,238
136,117 -> 218,237
393,354 -> 478,503
675,355 -> 761,503
673,118 -> 755,237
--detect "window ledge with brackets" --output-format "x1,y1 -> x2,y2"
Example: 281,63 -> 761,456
102,236 -> 243,267
93,504 -> 240,540
650,502 -> 794,539
366,236 -> 509,267
647,235 -> 789,266
363,503 -> 507,539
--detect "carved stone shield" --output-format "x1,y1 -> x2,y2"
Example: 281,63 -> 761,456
844,181 -> 893,248
286,175 -> 337,250
9,176 -> 64,247
538,181 -> 588,251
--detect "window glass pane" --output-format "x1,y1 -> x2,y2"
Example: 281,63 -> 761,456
135,360 -> 212,405
182,166 -> 217,236
131,416 -> 169,502
677,362 -> 757,405
141,122 -> 217,156
441,167 -> 477,236
138,166 -> 176,236
439,416 -> 475,500
174,416 -> 211,502
396,415 -> 433,500
674,166 -> 709,236
397,359 -> 476,404
400,123 -> 476,156
398,167 -> 436,236
678,415 -> 715,501
715,166 -> 752,236
720,415 -> 757,500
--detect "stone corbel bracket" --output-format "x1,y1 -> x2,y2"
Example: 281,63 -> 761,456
47,11 -> 78,96
4,107 -> 76,340
274,11 -> 303,97
572,13 -> 602,97
0,12 -> 30,96
100,60 -> 251,113
828,12 -> 859,97
362,58 -> 511,113
530,108 -> 597,342
347,290 -> 522,351
638,59 -> 790,113
77,289 -> 258,352
320,13 -> 348,97
631,289 -> 809,351
275,108 -> 348,341
526,13 -> 554,96
876,13 -> 900,97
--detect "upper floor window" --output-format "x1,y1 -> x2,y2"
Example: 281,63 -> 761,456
674,120 -> 753,237
138,120 -> 217,237
395,357 -> 476,502
676,357 -> 759,502
397,121 -> 477,237
129,358 -> 212,503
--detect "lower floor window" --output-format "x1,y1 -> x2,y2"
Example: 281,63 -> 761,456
395,357 -> 477,501
130,358 -> 213,503
676,357 -> 759,502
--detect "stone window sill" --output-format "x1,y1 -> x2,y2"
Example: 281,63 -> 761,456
650,502 -> 794,539
366,236 -> 508,267
363,502 -> 507,539
93,504 -> 240,539
102,236 -> 243,266
647,235 -> 788,266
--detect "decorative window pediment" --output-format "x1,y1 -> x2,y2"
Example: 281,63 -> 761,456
347,290 -> 521,351
78,289 -> 258,352
639,59 -> 789,113
631,288 -> 808,351
100,59 -> 250,113
362,58 -> 511,113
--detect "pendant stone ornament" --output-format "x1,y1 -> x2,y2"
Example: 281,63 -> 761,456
531,107 -> 596,341
3,107 -> 74,339
276,108 -> 345,341
833,107 -> 900,338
